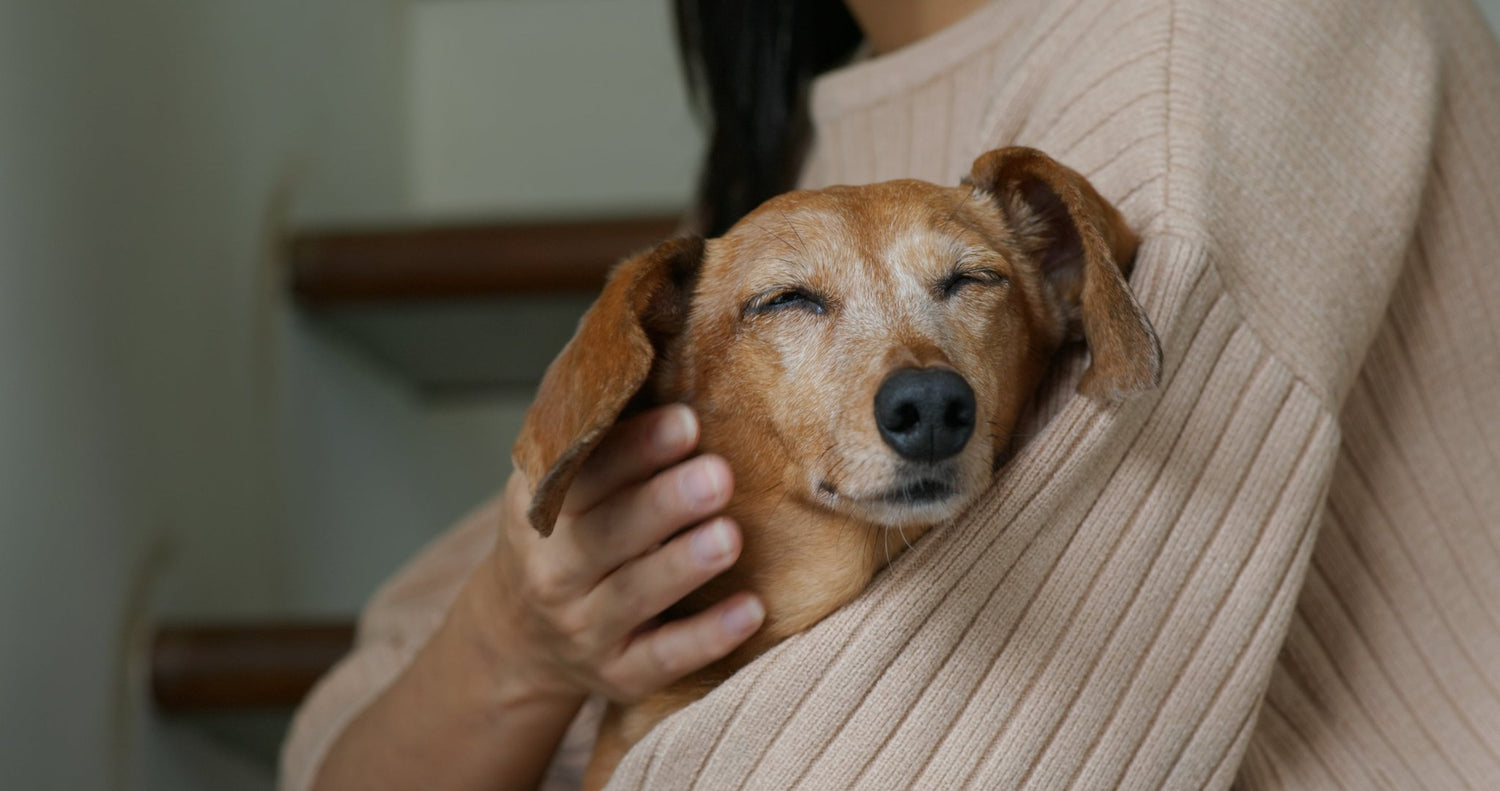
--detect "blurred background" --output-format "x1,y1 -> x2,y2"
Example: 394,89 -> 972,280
2,1 -> 1498,789
0,0 -> 696,788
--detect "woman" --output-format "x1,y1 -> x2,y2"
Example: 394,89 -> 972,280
286,0 -> 1500,788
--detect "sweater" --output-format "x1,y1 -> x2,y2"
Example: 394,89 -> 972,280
282,0 -> 1500,787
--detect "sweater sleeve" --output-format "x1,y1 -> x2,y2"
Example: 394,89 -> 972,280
1162,0 -> 1446,406
1231,1 -> 1500,786
599,2 -> 1500,789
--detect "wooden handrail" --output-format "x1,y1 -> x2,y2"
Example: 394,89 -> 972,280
288,214 -> 682,305
151,621 -> 356,712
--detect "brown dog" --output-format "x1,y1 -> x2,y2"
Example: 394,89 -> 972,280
513,147 -> 1161,788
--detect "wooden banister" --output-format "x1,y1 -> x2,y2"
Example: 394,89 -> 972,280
288,214 -> 682,305
151,621 -> 356,712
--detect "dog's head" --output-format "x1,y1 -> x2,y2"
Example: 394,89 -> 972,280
515,147 -> 1160,536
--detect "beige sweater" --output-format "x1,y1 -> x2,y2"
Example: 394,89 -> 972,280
283,0 -> 1500,787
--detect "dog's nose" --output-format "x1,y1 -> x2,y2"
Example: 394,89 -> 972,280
874,368 -> 976,463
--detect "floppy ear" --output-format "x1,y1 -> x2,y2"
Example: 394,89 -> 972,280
967,146 -> 1162,402
512,236 -> 704,535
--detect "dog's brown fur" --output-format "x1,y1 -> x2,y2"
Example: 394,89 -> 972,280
512,148 -> 1161,789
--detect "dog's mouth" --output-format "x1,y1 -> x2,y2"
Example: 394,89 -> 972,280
816,466 -> 961,509
877,477 -> 956,504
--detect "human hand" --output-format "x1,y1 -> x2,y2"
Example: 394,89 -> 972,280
482,403 -> 765,704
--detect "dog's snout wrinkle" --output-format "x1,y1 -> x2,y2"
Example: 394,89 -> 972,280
874,368 -> 976,463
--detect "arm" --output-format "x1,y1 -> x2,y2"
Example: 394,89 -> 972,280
309,557 -> 586,791
286,405 -> 765,791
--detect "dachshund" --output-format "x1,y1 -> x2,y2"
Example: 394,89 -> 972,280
512,147 -> 1162,789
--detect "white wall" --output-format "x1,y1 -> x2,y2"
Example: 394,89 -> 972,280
0,0 -> 694,785
0,2 -> 698,785
0,2 -> 419,788
410,0 -> 702,216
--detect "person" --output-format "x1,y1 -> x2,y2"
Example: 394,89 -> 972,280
284,0 -> 1500,788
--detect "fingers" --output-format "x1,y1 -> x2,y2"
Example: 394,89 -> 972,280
506,516 -> 758,703
496,401 -> 760,703
604,592 -> 765,701
586,518 -> 742,645
569,454 -> 733,574
560,404 -> 699,517
531,452 -> 733,598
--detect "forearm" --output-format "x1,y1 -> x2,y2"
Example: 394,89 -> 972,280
312,562 -> 586,791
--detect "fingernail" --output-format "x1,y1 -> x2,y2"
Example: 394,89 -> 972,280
681,458 -> 726,508
655,405 -> 696,452
691,519 -> 734,566
721,597 -> 764,638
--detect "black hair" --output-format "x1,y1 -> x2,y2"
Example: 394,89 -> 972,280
673,0 -> 863,236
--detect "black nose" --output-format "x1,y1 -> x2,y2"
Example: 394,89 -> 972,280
873,368 -> 976,463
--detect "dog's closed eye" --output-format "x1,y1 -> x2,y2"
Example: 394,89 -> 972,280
937,267 -> 1009,299
744,287 -> 828,317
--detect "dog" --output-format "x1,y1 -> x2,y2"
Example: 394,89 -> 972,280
512,147 -> 1162,788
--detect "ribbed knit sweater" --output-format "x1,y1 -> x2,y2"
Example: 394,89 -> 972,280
282,0 -> 1500,788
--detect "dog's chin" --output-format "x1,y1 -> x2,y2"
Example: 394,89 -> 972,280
861,492 -> 971,529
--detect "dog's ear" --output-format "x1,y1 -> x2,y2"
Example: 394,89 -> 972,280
512,236 -> 704,535
967,147 -> 1162,402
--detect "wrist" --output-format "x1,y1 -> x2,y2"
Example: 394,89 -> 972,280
450,553 -> 586,711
